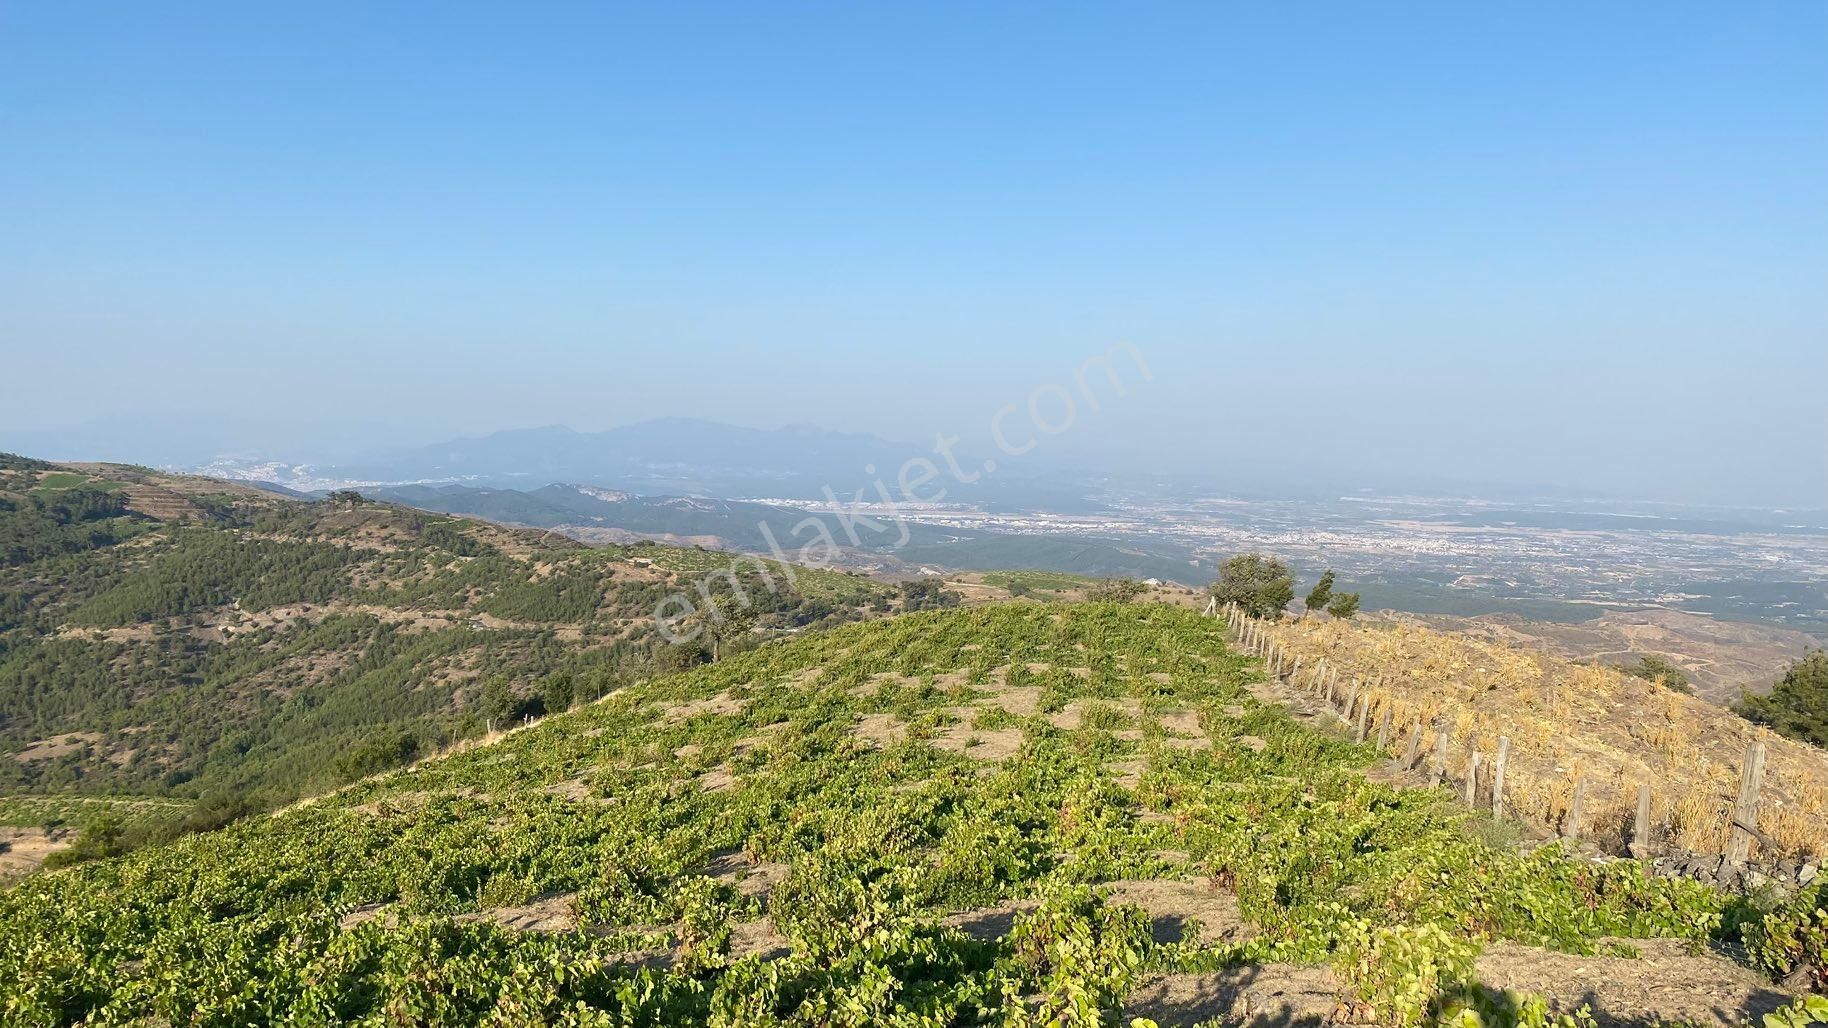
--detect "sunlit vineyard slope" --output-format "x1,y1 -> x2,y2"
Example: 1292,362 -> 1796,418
2,603 -> 1811,1027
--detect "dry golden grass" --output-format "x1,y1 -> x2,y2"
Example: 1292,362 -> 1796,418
1260,615 -> 1828,860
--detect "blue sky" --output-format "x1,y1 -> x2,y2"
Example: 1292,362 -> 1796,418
2,3 -> 1823,504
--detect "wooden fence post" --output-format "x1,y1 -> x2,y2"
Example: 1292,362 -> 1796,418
1466,751 -> 1483,806
1376,707 -> 1392,751
1630,782 -> 1654,859
1491,737 -> 1510,820
1355,701 -> 1370,743
1725,739 -> 1767,864
1433,730 -> 1450,784
1564,777 -> 1586,840
1402,723 -> 1423,768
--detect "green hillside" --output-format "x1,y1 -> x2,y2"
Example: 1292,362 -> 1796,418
3,602 -> 1813,1027
0,460 -> 889,822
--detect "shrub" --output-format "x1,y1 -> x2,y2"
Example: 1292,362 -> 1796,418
1209,553 -> 1294,619
1086,578 -> 1147,603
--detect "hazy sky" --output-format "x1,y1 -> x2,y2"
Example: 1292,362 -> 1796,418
2,3 -> 1824,505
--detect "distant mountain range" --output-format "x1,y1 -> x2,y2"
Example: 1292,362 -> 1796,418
184,419 -> 1113,514
0,416 -> 1207,581
15,414 -> 1786,511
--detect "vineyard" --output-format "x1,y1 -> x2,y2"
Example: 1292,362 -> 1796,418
1242,609 -> 1828,862
0,795 -> 190,832
2,602 -> 1819,1026
630,545 -> 881,604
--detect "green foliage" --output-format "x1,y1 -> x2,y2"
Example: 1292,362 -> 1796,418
1002,887 -> 1153,1024
479,676 -> 522,729
1334,918 -> 1476,1027
641,546 -> 882,605
0,795 -> 189,833
1326,591 -> 1361,620
40,811 -> 131,869
542,672 -> 576,714
1737,651 -> 1828,748
413,518 -> 487,557
1209,552 -> 1294,620
1305,569 -> 1336,612
0,453 -> 55,472
1745,880 -> 1828,993
65,529 -> 362,624
334,727 -> 422,780
899,578 -> 961,612
980,569 -> 1098,600
33,472 -> 93,491
1442,989 -> 1600,1028
1086,578 -> 1147,603
0,471 -> 886,828
0,484 -> 143,568
0,604 -> 1740,1025
1617,653 -> 1692,693
1764,994 -> 1828,1028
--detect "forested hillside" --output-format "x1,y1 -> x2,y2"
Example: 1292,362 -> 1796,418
1,603 -> 1817,1026
0,457 -> 889,831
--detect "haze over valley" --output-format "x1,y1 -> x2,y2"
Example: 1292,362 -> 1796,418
140,418 -> 1827,649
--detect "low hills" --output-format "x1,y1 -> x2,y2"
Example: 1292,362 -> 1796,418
0,456 -> 888,826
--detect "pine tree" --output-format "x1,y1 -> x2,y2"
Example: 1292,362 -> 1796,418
479,677 -> 518,731
1736,651 -> 1828,747
1305,570 -> 1336,613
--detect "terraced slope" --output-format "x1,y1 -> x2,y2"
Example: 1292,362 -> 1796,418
3,604 -> 1808,1027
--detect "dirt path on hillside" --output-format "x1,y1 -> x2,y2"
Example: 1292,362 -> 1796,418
0,828 -> 69,880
